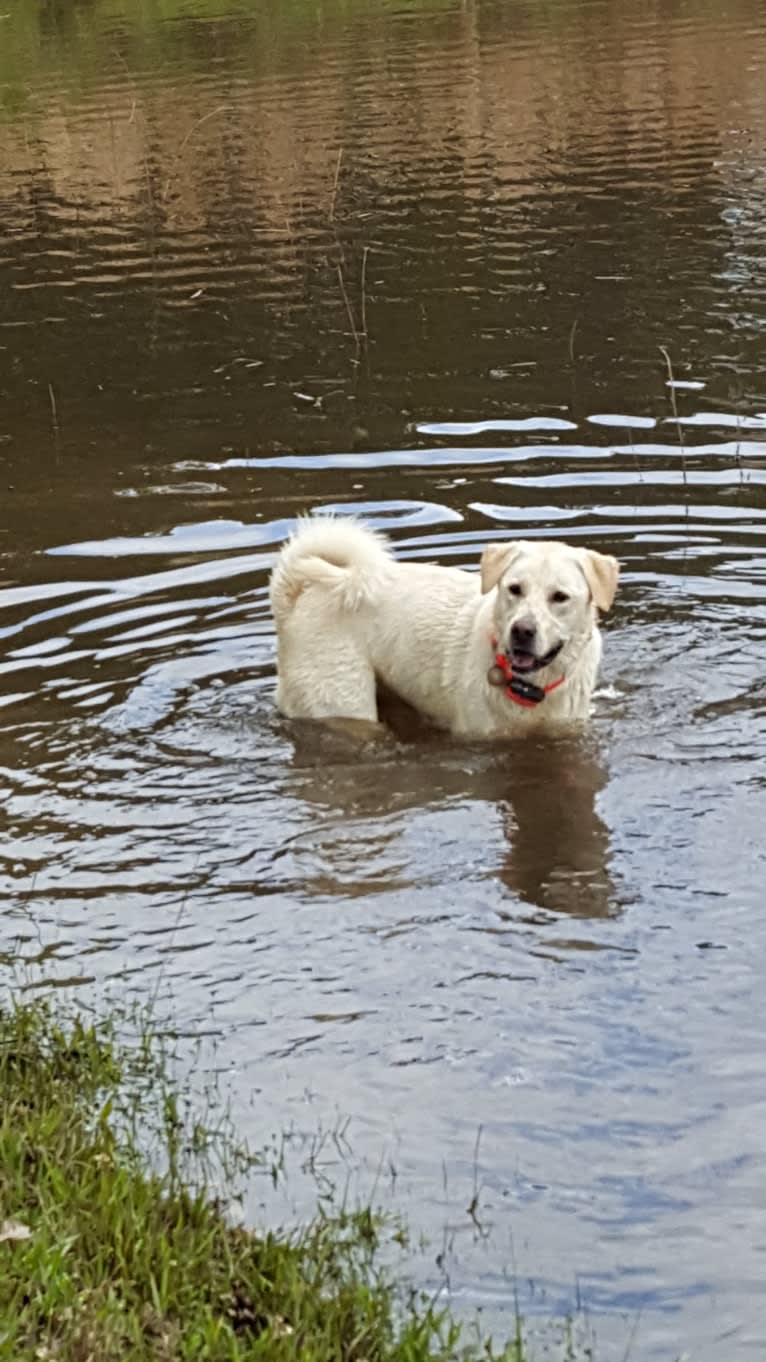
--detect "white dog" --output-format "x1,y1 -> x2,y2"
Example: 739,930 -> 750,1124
270,517 -> 619,739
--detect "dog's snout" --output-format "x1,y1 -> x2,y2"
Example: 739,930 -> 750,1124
511,618 -> 537,648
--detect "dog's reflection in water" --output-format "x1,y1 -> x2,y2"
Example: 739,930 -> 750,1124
283,687 -> 617,921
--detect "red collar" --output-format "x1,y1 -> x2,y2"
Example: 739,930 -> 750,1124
489,637 -> 565,708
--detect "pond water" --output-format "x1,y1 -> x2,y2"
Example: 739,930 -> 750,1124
2,0 -> 766,1356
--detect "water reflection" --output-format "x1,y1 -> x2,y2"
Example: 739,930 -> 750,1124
2,0 -> 766,474
286,719 -> 617,919
494,737 -> 615,919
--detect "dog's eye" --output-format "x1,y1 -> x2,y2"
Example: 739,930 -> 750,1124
507,583 -> 523,597
551,590 -> 570,604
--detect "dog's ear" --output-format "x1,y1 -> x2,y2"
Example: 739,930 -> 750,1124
577,549 -> 620,612
480,542 -> 520,595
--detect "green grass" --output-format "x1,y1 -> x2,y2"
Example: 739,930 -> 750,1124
0,996 -> 525,1362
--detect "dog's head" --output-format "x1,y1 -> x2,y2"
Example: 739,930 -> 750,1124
480,539 -> 619,675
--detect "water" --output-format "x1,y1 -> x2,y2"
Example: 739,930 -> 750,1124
2,0 -> 766,1355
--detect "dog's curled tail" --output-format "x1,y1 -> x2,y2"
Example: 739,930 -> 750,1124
269,516 -> 393,618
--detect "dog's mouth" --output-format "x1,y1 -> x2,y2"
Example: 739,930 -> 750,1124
509,640 -> 564,674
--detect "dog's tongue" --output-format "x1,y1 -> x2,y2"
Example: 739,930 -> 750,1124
511,651 -> 537,673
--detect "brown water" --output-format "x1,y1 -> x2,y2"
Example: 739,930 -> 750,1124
2,0 -> 766,1354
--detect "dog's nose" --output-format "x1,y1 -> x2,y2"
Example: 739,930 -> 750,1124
511,619 -> 536,648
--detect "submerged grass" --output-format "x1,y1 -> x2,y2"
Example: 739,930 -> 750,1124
0,997 -> 524,1362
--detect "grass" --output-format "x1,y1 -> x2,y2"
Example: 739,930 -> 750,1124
0,996 -> 526,1362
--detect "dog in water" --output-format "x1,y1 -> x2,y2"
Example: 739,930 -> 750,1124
270,517 -> 619,739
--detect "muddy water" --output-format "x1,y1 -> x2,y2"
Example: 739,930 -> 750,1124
2,0 -> 766,1355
